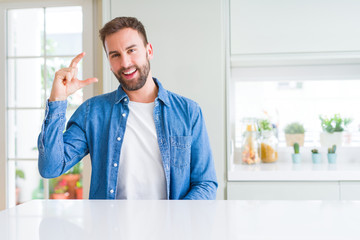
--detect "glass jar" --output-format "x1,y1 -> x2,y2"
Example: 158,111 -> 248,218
240,118 -> 260,165
260,130 -> 278,163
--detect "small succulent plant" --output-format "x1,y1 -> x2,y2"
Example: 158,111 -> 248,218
328,145 -> 337,154
311,149 -> 319,154
293,143 -> 300,154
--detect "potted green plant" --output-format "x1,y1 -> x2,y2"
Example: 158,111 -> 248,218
62,163 -> 82,199
319,114 -> 352,147
258,119 -> 273,132
16,168 -> 25,180
50,178 -> 69,199
327,144 -> 337,164
311,149 -> 321,164
284,122 -> 305,146
292,143 -> 301,164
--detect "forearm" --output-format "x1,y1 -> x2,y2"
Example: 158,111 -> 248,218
38,100 -> 68,178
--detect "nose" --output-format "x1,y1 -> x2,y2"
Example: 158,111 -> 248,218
121,54 -> 132,69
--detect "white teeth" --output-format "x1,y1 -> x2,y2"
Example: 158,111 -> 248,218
123,69 -> 136,75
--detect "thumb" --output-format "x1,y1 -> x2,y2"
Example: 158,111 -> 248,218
79,77 -> 98,88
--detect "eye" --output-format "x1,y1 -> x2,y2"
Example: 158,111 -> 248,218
128,49 -> 136,54
110,53 -> 120,58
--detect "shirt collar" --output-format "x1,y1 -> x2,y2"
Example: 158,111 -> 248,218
154,78 -> 170,106
114,77 -> 170,106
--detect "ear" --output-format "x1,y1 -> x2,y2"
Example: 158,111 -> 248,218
146,43 -> 153,60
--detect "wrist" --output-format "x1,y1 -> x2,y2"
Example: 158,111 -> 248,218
49,95 -> 66,102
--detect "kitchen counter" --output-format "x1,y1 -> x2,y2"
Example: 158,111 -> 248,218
228,162 -> 360,181
1,199 -> 360,240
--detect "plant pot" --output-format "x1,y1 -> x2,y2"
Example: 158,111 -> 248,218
285,134 -> 304,147
51,192 -> 70,199
76,188 -> 83,199
327,153 -> 337,164
62,174 -> 80,199
292,153 -> 301,164
16,187 -> 20,205
312,153 -> 322,164
320,132 -> 342,147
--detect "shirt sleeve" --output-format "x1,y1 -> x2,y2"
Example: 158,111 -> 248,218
38,99 -> 89,178
183,105 -> 218,200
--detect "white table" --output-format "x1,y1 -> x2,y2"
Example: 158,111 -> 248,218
1,200 -> 359,240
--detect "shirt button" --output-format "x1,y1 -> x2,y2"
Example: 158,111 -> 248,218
122,113 -> 126,117
117,137 -> 121,141
124,98 -> 128,102
110,189 -> 114,194
113,163 -> 118,167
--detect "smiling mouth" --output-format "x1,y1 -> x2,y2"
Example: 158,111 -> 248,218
122,68 -> 137,78
121,68 -> 138,80
123,68 -> 136,75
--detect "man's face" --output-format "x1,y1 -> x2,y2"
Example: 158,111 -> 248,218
105,28 -> 153,91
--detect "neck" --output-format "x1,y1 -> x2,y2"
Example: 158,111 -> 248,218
124,74 -> 158,103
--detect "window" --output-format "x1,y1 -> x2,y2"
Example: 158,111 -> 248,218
233,75 -> 360,148
230,62 -> 360,166
2,2 -> 93,208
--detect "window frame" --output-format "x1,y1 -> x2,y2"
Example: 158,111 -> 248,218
0,0 -> 94,210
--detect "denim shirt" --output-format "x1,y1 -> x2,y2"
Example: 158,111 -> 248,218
38,78 -> 217,200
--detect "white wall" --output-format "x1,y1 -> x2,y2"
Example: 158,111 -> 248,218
103,0 -> 227,199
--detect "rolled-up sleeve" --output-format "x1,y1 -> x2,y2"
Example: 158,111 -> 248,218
38,100 -> 89,178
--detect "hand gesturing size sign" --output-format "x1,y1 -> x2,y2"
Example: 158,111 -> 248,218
49,52 -> 98,102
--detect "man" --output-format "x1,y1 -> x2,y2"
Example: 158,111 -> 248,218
38,17 -> 217,200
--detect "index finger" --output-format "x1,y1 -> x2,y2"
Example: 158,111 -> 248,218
69,52 -> 86,68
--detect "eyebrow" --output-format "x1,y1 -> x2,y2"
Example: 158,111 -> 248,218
125,44 -> 137,50
108,50 -> 119,56
108,44 -> 138,56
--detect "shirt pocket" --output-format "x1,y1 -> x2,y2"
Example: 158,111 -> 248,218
170,136 -> 192,168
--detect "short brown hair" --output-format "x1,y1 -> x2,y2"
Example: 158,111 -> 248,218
99,17 -> 148,51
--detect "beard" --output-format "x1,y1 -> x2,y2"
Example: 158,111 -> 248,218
113,58 -> 151,91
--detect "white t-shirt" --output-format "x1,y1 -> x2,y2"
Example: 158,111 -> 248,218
116,101 -> 167,199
